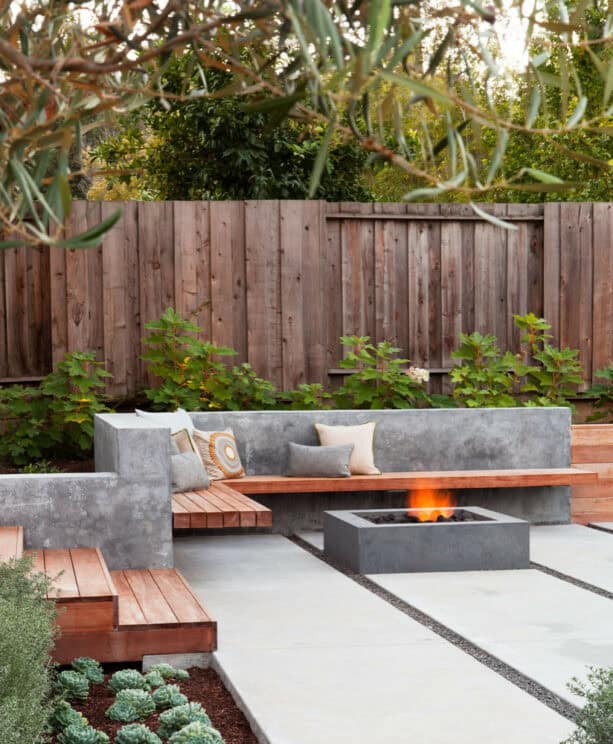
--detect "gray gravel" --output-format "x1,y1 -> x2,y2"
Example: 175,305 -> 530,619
531,561 -> 613,600
291,534 -> 579,723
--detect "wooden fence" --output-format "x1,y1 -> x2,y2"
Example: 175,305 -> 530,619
0,200 -> 611,396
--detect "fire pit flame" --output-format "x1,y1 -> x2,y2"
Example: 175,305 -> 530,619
407,487 -> 456,522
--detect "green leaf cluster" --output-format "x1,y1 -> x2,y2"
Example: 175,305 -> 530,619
147,664 -> 190,682
451,314 -> 583,408
151,685 -> 188,711
106,690 -> 156,723
334,337 -> 433,410
563,667 -> 613,744
157,703 -> 212,740
168,721 -> 224,744
0,351 -> 111,465
587,365 -> 613,422
0,556 -> 56,744
57,723 -> 109,744
116,723 -> 163,744
71,657 -> 105,685
49,701 -> 89,733
55,671 -> 90,702
108,670 -> 149,694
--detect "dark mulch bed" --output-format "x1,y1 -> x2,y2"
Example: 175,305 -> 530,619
0,458 -> 95,474
51,668 -> 258,744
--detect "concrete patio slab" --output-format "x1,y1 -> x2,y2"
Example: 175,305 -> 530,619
530,524 -> 613,592
370,568 -> 613,705
175,535 -> 572,744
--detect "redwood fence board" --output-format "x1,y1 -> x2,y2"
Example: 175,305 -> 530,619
0,201 -> 611,395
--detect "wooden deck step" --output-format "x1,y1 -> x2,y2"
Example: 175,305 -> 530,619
25,547 -> 118,633
53,568 -> 217,664
0,526 -> 23,562
172,484 -> 272,529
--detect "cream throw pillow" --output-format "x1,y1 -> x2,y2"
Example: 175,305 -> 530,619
314,422 -> 380,475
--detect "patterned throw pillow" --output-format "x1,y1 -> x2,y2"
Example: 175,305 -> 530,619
189,429 -> 245,481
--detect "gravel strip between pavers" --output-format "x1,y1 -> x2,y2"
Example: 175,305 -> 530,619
587,523 -> 613,536
290,535 -> 578,723
530,561 -> 613,600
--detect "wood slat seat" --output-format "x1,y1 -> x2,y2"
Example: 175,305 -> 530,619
226,468 -> 598,495
172,483 -> 272,529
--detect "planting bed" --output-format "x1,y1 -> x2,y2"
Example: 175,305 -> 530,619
51,667 -> 257,744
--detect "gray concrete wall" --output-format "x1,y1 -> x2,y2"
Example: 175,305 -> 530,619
0,414 -> 173,570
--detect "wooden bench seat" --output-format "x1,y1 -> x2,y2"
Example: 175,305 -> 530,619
172,483 -> 272,529
227,468 -> 598,495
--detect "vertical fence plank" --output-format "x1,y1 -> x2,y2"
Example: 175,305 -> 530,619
474,205 -> 508,347
174,202 -> 211,335
4,247 -> 25,376
302,201 -> 326,385
101,202 -> 137,397
324,203 -> 343,377
0,249 -> 6,377
374,203 -> 408,349
138,201 -> 175,385
341,202 -> 375,341
592,203 -> 613,376
543,202 -> 561,342
245,200 -> 282,385
407,220 -> 430,367
506,204 -> 529,351
440,221 -> 463,375
29,246 -> 51,375
210,201 -> 247,360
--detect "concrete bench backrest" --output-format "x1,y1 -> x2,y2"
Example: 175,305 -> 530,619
188,408 -> 571,475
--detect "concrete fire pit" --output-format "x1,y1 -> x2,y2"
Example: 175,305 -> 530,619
323,506 -> 529,574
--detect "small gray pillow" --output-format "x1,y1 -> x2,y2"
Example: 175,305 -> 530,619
171,452 -> 209,493
286,442 -> 354,478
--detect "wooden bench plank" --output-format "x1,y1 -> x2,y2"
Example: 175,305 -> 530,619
70,548 -> 115,598
171,497 -> 191,529
192,488 -> 240,527
208,483 -> 257,527
185,490 -> 224,528
228,468 -> 597,494
0,526 -> 23,562
112,570 -> 148,628
213,483 -> 273,527
123,569 -> 178,626
25,548 -> 45,576
150,569 -> 211,625
44,549 -> 80,599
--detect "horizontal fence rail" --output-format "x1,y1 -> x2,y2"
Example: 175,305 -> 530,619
0,200 -> 610,397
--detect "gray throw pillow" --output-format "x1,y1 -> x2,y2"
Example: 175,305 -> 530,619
171,452 -> 209,493
286,442 -> 354,478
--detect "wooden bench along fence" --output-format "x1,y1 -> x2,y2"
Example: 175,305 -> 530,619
0,201 -> 611,397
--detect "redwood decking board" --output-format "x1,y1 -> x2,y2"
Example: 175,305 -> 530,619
26,548 -> 45,574
0,526 -> 23,561
228,468 -> 597,494
123,569 -> 178,626
149,569 -> 211,625
70,547 -> 116,598
43,548 -> 80,599
112,570 -> 148,628
172,484 -> 271,529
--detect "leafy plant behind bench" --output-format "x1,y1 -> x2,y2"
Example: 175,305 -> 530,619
0,352 -> 111,466
0,556 -> 56,744
586,365 -> 613,422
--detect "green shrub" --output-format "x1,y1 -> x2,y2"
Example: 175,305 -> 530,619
20,459 -> 63,473
116,723 -> 163,744
152,684 -> 188,710
141,308 -> 235,411
108,669 -> 149,693
333,336 -> 432,409
71,657 -> 105,684
562,667 -> 613,744
285,383 -> 333,410
168,721 -> 224,744
56,671 -> 90,701
0,351 -> 111,465
106,689 -> 156,722
450,332 -> 518,407
57,723 -> 109,744
147,664 -> 190,682
0,556 -> 56,744
587,365 -> 613,422
215,363 -> 278,410
158,703 -> 212,740
49,700 -> 89,732
144,671 -> 166,690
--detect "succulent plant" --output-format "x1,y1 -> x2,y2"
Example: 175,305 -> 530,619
55,670 -> 90,701
106,689 -> 156,722
157,703 -> 212,740
168,721 -> 224,744
57,723 -> 110,744
147,663 -> 190,681
116,723 -> 163,744
152,683 -> 188,710
71,657 -> 105,684
49,700 -> 89,732
108,669 -> 149,693
144,670 -> 166,689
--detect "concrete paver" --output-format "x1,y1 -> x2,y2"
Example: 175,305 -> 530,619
175,535 -> 573,744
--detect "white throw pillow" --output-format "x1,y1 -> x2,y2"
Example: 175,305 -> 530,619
314,422 -> 380,475
135,408 -> 194,433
